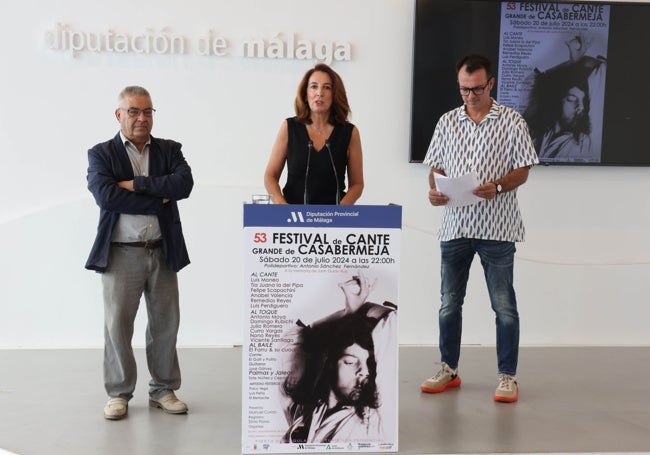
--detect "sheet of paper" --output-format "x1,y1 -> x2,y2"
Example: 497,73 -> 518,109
433,172 -> 482,207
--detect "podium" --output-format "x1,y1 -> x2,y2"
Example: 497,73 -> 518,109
242,204 -> 401,453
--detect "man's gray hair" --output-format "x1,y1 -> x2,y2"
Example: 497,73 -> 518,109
118,86 -> 151,101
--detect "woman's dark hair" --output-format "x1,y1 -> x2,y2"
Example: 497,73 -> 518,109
294,63 -> 351,126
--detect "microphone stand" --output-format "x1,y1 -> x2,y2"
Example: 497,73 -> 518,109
303,140 -> 313,204
325,141 -> 340,205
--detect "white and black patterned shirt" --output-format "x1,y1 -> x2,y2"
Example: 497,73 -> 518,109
423,100 -> 539,242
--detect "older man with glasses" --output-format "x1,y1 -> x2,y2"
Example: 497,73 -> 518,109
86,86 -> 194,420
420,54 -> 538,403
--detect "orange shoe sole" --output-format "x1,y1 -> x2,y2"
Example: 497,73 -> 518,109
494,386 -> 519,403
420,376 -> 462,393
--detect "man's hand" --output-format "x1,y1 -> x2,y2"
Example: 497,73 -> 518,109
566,33 -> 592,62
473,182 -> 498,200
118,180 -> 169,203
339,272 -> 375,314
428,188 -> 449,206
117,180 -> 134,192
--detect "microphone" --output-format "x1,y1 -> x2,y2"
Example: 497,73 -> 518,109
325,141 -> 340,205
304,140 -> 313,204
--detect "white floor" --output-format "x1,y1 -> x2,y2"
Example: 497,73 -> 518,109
1,346 -> 649,455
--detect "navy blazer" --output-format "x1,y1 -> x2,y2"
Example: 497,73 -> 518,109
85,133 -> 194,273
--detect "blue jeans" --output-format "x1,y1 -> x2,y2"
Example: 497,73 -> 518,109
438,238 -> 519,375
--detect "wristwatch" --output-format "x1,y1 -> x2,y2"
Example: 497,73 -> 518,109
494,182 -> 503,194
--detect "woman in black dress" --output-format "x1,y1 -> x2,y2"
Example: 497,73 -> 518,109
264,63 -> 364,205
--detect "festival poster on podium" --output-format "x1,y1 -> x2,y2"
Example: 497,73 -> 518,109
242,204 -> 401,453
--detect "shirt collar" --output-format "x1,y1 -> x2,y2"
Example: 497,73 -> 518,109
458,98 -> 501,122
119,131 -> 151,149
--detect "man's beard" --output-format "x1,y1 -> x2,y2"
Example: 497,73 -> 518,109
348,386 -> 363,402
337,385 -> 363,405
560,112 -> 586,132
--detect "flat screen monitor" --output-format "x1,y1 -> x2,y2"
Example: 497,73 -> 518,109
410,0 -> 650,166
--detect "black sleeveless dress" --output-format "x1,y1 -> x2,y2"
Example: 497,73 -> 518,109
282,117 -> 354,205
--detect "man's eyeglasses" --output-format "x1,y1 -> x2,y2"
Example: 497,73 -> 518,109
121,108 -> 156,117
459,79 -> 492,97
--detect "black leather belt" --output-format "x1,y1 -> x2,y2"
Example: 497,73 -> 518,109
112,240 -> 163,249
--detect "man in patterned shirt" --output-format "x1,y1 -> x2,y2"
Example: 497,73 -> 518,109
420,54 -> 538,403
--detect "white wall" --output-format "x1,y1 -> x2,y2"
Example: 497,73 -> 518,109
1,0 -> 648,348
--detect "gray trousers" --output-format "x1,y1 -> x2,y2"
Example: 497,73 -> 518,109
102,244 -> 181,400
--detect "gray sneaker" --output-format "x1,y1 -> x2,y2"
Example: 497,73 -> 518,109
420,362 -> 461,393
494,373 -> 518,403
